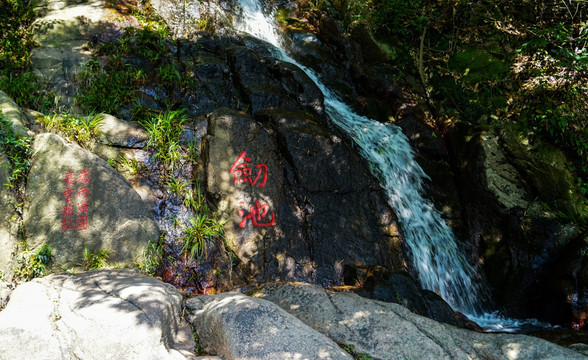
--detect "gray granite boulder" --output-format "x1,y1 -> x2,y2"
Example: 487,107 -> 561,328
0,269 -> 194,359
23,133 -> 158,270
252,282 -> 586,360
185,292 -> 353,360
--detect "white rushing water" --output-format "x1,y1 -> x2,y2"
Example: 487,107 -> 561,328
233,0 -> 549,331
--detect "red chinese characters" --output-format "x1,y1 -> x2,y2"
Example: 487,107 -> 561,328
238,200 -> 276,228
230,151 -> 268,187
61,169 -> 91,231
230,151 -> 276,228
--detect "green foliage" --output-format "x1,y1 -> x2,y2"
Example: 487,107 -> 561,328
76,58 -> 147,115
332,0 -> 426,38
38,112 -> 103,147
140,237 -> 164,276
342,344 -> 374,360
0,0 -> 56,112
183,182 -> 206,211
76,10 -> 172,116
82,246 -> 110,270
14,244 -> 53,280
158,63 -> 181,88
180,182 -> 225,260
0,72 -> 55,111
0,113 -> 32,189
511,19 -> 588,203
115,155 -> 145,176
166,175 -> 187,197
0,0 -> 35,72
141,109 -> 187,171
448,49 -> 510,84
182,213 -> 225,260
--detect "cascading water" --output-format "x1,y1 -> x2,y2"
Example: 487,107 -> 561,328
233,0 -> 547,331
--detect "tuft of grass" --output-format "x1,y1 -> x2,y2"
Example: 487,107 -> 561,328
342,344 -> 374,360
0,72 -> 56,111
183,213 -> 225,260
141,109 -> 187,171
158,62 -> 181,88
183,182 -> 206,212
115,154 -> 145,176
166,175 -> 187,197
38,112 -> 102,147
82,245 -> 110,270
14,244 -> 53,280
0,113 -> 32,190
76,58 -> 147,116
140,236 -> 164,276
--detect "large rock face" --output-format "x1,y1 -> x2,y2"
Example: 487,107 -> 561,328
202,107 -> 405,286
251,282 -> 586,360
185,292 -> 353,360
23,133 -> 159,270
0,269 -> 193,360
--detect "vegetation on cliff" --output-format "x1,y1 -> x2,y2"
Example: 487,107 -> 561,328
303,0 -> 587,220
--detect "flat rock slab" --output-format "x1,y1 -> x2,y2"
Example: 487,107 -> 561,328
23,133 -> 158,270
0,269 -> 193,360
185,292 -> 353,360
252,282 -> 586,360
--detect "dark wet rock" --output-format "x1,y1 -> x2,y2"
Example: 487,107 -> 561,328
185,292 -> 353,360
344,265 -> 459,326
0,154 -> 17,280
201,107 -> 406,286
270,60 -> 325,115
228,46 -> 299,114
252,281 -> 586,360
23,133 -> 159,271
447,122 -> 587,325
0,269 -> 195,359
178,37 -> 239,116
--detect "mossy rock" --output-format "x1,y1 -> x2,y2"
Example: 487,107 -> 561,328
500,125 -> 586,220
448,48 -> 510,84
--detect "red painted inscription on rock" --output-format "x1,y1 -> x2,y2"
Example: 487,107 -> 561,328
61,169 -> 91,231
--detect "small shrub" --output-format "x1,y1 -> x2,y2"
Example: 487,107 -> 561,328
14,244 -> 53,280
0,72 -> 55,111
141,109 -> 188,171
76,59 -> 147,115
82,246 -> 110,270
140,237 -> 164,276
0,113 -> 32,189
0,0 -> 35,72
38,112 -> 103,147
183,213 -> 225,260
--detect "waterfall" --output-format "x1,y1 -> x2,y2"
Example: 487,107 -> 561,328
233,0 -> 547,331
